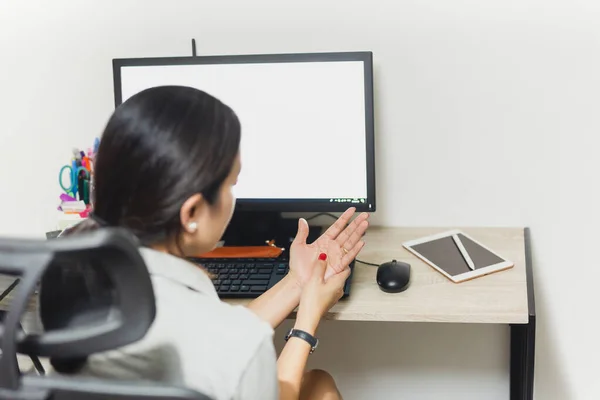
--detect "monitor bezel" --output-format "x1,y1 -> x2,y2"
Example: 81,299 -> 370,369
113,51 -> 376,212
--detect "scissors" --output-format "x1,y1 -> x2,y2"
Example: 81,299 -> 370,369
58,161 -> 89,198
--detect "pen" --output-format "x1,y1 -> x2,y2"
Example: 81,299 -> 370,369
83,179 -> 90,205
71,159 -> 79,198
452,234 -> 475,271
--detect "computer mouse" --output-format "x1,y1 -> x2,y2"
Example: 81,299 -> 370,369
376,260 -> 411,293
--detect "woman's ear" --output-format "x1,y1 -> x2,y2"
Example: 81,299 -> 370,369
180,194 -> 205,234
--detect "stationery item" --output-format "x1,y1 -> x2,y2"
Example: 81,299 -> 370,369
83,179 -> 90,204
77,175 -> 84,202
82,156 -> 91,171
79,206 -> 91,218
60,200 -> 87,213
197,245 -> 284,259
452,234 -> 475,271
86,149 -> 95,173
58,164 -> 89,197
60,193 -> 77,202
403,230 -> 514,283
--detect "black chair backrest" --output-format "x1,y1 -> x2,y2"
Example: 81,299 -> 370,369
0,229 -> 210,400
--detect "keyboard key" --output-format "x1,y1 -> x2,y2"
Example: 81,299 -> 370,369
254,274 -> 271,280
213,280 -> 222,286
259,268 -> 272,274
219,274 -> 229,280
240,274 -> 249,280
230,274 -> 240,279
233,280 -> 242,285
251,285 -> 267,292
244,280 -> 269,286
250,268 -> 258,274
222,280 -> 232,285
221,285 -> 230,291
241,269 -> 249,274
241,285 -> 250,292
231,285 -> 240,292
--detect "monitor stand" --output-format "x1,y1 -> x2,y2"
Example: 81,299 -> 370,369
221,211 -> 323,250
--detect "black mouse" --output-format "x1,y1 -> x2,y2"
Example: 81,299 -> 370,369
376,260 -> 411,293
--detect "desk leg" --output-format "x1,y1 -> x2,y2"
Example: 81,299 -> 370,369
510,316 -> 536,400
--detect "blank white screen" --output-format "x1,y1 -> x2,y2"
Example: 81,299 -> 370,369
120,61 -> 368,200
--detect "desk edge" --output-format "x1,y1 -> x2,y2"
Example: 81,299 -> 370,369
524,227 -> 536,318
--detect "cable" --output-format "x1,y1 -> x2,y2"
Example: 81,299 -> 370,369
306,213 -> 380,267
305,213 -> 339,222
355,259 -> 379,267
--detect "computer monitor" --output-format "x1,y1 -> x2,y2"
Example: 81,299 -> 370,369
113,52 -> 376,214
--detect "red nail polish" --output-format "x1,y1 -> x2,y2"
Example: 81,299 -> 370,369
318,253 -> 327,261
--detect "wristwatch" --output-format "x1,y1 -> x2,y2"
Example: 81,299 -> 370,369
285,329 -> 319,354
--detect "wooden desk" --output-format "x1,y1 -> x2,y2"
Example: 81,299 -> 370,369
0,226 -> 535,400
227,226 -> 536,400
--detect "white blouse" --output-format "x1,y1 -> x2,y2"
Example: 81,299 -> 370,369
78,248 -> 278,400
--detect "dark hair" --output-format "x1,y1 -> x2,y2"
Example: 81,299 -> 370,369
46,86 -> 240,373
71,85 -> 241,244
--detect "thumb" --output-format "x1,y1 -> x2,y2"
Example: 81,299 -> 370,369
293,218 -> 309,245
312,252 -> 328,281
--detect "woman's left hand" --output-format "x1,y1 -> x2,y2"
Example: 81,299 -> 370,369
289,207 -> 369,287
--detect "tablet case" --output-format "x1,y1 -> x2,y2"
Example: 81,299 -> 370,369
404,232 -> 512,281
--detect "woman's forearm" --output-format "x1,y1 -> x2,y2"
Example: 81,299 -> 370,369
246,274 -> 301,329
277,314 -> 318,400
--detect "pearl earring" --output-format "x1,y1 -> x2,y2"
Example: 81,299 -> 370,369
188,222 -> 198,232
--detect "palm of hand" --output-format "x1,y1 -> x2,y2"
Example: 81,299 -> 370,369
290,235 -> 344,282
289,209 -> 369,285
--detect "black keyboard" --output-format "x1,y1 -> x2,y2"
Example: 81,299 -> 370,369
191,258 -> 355,298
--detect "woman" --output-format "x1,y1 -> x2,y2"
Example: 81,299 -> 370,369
60,86 -> 369,400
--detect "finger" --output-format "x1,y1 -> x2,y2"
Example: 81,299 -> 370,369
321,208 -> 356,240
292,218 -> 309,245
341,219 -> 369,252
341,241 -> 365,267
335,212 -> 369,246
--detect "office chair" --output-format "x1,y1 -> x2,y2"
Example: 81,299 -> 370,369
0,229 -> 212,400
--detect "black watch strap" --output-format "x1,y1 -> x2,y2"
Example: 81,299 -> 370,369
285,329 -> 319,353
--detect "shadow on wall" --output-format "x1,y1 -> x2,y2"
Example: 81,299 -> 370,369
529,235 -> 572,400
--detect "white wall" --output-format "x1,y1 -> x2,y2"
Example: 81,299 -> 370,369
2,0 -> 599,398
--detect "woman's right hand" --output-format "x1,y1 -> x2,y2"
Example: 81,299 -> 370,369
294,253 -> 351,334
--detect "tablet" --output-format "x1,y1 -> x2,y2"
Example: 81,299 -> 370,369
403,230 -> 514,283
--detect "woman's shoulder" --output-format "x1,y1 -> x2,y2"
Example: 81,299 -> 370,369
139,271 -> 276,399
141,246 -> 274,353
81,247 -> 276,399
